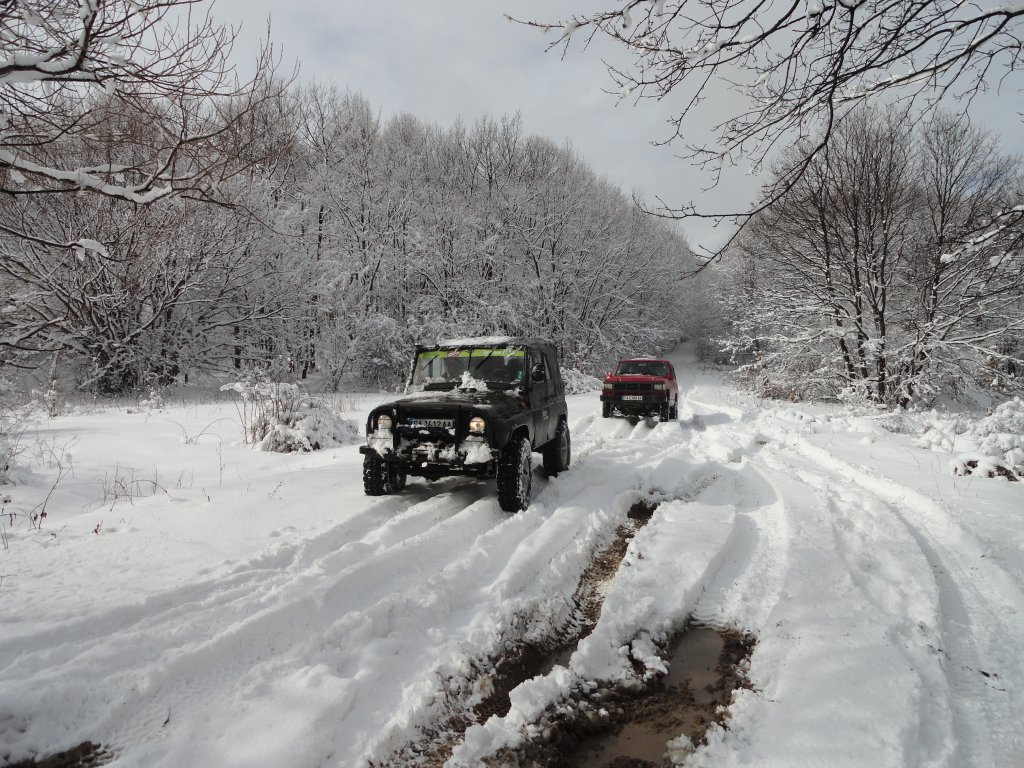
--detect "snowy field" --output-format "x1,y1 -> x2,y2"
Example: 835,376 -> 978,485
1,347 -> 1022,767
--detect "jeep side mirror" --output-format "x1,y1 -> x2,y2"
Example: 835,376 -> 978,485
531,364 -> 546,382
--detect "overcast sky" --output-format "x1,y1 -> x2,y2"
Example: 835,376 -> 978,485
209,1 -> 1024,254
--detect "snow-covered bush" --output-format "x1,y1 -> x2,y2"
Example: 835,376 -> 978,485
139,385 -> 165,411
952,398 -> 1024,479
561,367 -> 603,394
221,377 -> 358,452
257,395 -> 359,453
942,399 -> 1024,479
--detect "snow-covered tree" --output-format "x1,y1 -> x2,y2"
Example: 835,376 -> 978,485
0,172 -> 289,391
722,108 -> 1024,405
267,92 -> 696,388
0,1 -> 291,390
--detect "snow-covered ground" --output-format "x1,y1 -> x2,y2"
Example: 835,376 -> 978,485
2,346 -> 1022,767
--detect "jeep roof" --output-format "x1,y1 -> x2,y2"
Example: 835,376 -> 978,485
419,336 -> 556,351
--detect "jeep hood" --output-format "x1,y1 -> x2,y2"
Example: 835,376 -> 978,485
604,374 -> 668,383
377,388 -> 526,417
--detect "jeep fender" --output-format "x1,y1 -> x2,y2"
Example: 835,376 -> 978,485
491,419 -> 531,452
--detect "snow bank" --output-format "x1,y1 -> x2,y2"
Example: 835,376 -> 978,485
572,501 -> 737,681
910,398 -> 1024,479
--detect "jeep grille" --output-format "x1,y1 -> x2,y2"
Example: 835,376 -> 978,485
612,382 -> 654,392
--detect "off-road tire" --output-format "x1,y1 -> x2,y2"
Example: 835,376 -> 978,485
542,419 -> 571,477
601,401 -> 612,418
660,402 -> 671,421
497,434 -> 532,513
669,401 -> 678,420
363,452 -> 405,496
390,464 -> 407,491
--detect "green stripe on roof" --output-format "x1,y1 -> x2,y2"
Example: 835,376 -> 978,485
417,347 -> 525,360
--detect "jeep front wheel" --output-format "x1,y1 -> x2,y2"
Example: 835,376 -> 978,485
601,401 -> 612,418
497,434 -> 532,512
363,452 -> 405,496
542,419 -> 570,477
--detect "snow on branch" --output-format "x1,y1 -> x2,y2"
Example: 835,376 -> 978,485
0,0 -> 286,211
0,149 -> 172,204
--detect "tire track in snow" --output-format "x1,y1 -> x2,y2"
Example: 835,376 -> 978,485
665,386 -> 975,768
365,395 -> 741,765
1,483 -> 516,763
691,464 -> 790,634
780,439 -> 1024,768
105,429 -> 667,766
0,482 -> 494,681
661,382 -> 789,635
751,436 -> 1024,768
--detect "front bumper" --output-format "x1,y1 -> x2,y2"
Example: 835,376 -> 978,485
600,391 -> 669,415
360,431 -> 494,477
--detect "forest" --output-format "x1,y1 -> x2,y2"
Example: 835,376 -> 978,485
0,1 -> 693,395
2,0 -> 1022,407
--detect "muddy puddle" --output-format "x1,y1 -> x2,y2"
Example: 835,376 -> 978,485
556,626 -> 754,768
5,742 -> 110,768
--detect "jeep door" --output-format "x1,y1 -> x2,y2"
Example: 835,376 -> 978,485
528,348 -> 558,446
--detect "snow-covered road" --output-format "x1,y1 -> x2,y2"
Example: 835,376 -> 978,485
1,346 -> 1022,767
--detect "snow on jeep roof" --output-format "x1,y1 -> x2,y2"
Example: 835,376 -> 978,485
431,336 -> 519,348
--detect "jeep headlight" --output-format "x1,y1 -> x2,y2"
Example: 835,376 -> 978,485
468,416 -> 486,434
377,414 -> 393,430
653,383 -> 665,391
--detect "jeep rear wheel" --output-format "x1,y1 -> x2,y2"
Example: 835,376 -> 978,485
363,452 -> 406,496
542,419 -> 571,477
660,402 -> 671,421
497,434 -> 532,512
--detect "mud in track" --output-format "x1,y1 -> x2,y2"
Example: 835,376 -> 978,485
384,504 -> 657,766
475,515 -> 651,723
490,625 -> 755,768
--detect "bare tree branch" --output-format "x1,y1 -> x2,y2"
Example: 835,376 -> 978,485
511,1 -> 1024,256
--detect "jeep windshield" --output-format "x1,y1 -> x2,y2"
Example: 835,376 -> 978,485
616,360 -> 668,376
409,346 -> 526,392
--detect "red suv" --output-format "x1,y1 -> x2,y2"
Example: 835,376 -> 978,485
601,358 -> 679,420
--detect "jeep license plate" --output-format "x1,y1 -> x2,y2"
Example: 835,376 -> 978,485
621,395 -> 643,401
408,418 -> 454,429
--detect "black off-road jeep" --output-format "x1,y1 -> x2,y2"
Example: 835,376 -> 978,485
359,337 -> 570,512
